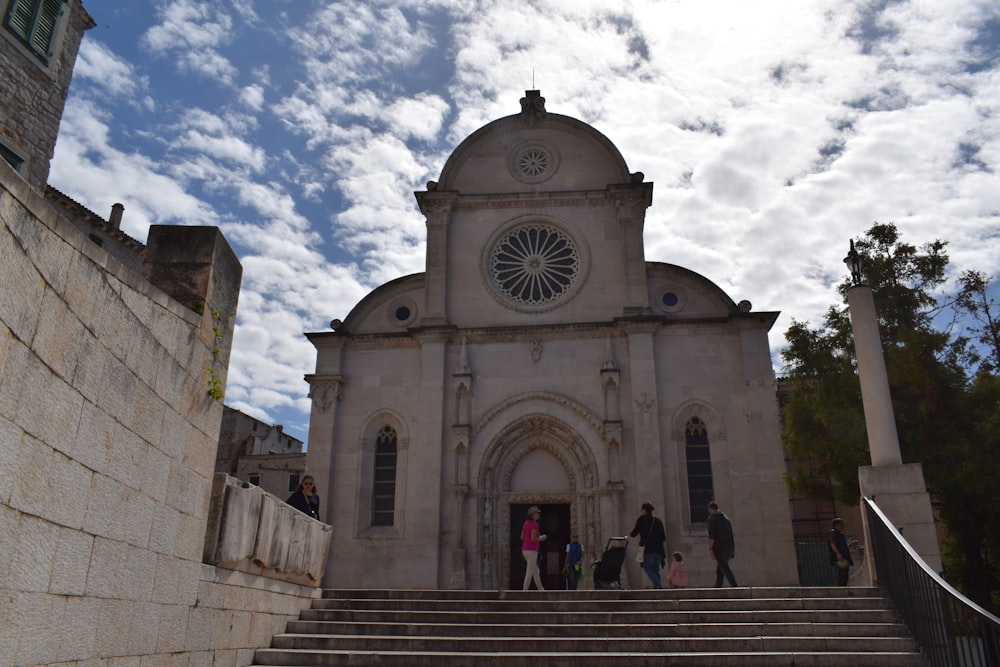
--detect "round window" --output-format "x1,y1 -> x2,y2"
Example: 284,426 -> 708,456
508,142 -> 559,184
488,223 -> 580,308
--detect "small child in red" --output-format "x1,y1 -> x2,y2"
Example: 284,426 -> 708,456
666,551 -> 687,588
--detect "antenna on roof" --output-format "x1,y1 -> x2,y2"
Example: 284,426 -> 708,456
532,67 -> 535,89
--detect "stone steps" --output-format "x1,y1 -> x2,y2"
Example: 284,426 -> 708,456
252,587 -> 927,667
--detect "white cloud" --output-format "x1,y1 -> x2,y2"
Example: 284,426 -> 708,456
142,0 -> 238,84
73,39 -> 146,98
49,0 -> 1000,442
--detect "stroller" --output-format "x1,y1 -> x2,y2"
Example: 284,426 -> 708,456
592,537 -> 629,589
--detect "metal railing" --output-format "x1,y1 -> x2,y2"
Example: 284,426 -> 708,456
863,496 -> 1000,667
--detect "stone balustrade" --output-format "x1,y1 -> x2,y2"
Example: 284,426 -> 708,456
204,473 -> 333,587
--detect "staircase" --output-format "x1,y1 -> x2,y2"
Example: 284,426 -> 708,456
252,587 -> 926,666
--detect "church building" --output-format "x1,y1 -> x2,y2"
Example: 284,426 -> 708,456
305,91 -> 797,589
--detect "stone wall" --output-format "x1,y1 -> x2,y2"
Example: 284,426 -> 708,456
0,160 -> 318,666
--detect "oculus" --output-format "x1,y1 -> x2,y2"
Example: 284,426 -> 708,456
508,142 -> 558,184
488,223 -> 580,308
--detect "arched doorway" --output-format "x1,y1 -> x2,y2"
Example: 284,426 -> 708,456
475,414 -> 603,589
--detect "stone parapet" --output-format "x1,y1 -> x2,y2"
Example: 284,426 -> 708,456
204,473 -> 333,587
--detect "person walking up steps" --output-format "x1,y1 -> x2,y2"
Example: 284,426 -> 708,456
707,501 -> 738,587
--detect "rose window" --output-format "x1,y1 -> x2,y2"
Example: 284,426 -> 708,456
517,148 -> 549,178
490,224 -> 580,306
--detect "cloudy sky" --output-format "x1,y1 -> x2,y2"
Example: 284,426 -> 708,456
50,0 -> 1000,445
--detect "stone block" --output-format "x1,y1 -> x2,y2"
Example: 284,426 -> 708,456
141,445 -> 171,503
0,322 -> 10,385
92,291 -> 139,365
13,512 -> 58,594
50,526 -> 95,596
139,653 -> 173,667
119,545 -> 156,601
185,605 -> 214,651
0,589 -> 15,660
60,595 -> 100,661
187,651 -> 214,667
75,400 -> 113,474
15,591 -> 66,666
127,601 -> 162,654
31,287 -> 85,382
97,355 -> 139,428
21,367 -> 84,459
72,329 -> 109,405
151,553 -> 199,606
9,430 -> 53,518
156,604 -> 190,653
108,422 -> 146,490
228,609 -> 252,646
86,536 -> 128,598
0,504 -> 18,588
132,381 -> 167,450
63,244 -> 114,331
210,648 -> 237,667
0,418 -> 20,504
0,220 -> 44,343
49,452 -> 93,529
95,598 -> 134,657
123,489 -> 155,549
84,474 -> 130,541
154,353 -> 190,415
177,511 -> 209,561
149,504 -> 182,558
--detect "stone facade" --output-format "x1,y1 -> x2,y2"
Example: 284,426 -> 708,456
0,0 -> 93,192
305,91 -> 798,590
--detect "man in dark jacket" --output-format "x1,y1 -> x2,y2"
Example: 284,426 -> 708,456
707,501 -> 738,587
829,518 -> 855,586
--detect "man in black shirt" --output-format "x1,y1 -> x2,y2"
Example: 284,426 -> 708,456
707,501 -> 738,587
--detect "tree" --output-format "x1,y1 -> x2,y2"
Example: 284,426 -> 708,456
780,222 -> 999,610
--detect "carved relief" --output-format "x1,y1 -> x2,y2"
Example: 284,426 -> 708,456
306,375 -> 342,414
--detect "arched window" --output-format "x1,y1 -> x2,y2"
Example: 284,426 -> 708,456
685,417 -> 714,523
372,425 -> 398,526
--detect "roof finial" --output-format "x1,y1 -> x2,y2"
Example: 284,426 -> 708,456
519,89 -> 546,114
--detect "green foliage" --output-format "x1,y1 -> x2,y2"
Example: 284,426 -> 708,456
204,306 -> 225,401
780,222 -> 1000,610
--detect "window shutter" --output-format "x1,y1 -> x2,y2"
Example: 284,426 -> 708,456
31,0 -> 63,57
5,0 -> 34,40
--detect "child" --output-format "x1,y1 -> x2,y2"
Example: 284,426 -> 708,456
666,551 -> 687,588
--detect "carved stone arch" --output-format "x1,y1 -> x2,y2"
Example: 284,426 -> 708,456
472,404 -> 604,589
472,390 -> 605,441
360,409 -> 409,451
672,400 -> 726,443
478,414 -> 600,493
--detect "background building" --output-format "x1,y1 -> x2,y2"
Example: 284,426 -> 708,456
305,91 -> 799,590
217,405 -> 306,499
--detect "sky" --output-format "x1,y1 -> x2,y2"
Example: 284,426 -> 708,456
49,0 -> 1000,446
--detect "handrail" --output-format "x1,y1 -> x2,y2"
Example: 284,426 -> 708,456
863,496 -> 1000,666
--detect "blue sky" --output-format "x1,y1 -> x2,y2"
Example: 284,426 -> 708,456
50,0 -> 1000,446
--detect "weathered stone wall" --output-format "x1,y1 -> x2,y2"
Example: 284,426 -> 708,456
0,0 -> 93,192
0,160 -> 316,666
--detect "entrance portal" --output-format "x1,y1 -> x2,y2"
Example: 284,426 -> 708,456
509,503 -> 571,590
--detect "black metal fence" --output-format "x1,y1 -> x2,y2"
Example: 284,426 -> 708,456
863,497 -> 1000,666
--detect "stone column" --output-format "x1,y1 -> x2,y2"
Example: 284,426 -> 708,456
414,189 -> 456,326
847,284 -> 942,575
609,181 -> 653,316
